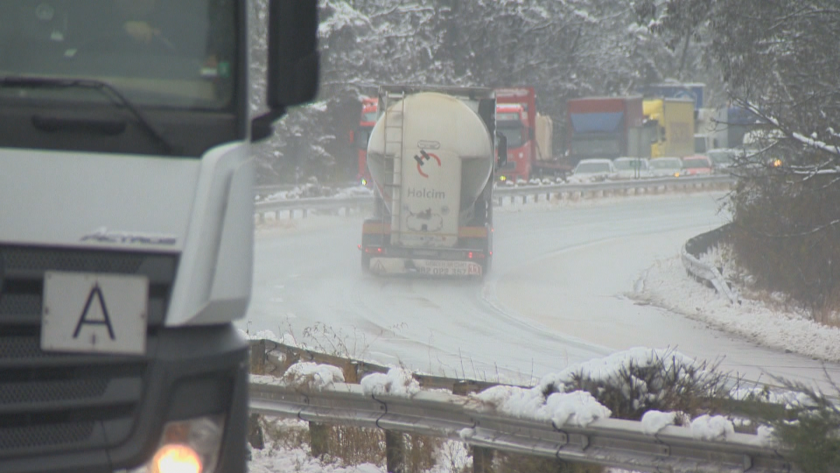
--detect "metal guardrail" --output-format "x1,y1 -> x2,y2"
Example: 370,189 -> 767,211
254,184 -> 297,196
249,381 -> 795,472
254,175 -> 735,221
255,195 -> 371,221
247,339 -> 800,471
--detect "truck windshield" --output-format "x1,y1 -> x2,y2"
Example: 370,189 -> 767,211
496,121 -> 525,148
0,0 -> 236,110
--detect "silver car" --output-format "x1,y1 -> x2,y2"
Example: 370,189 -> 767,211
612,157 -> 652,179
569,158 -> 618,183
648,157 -> 684,178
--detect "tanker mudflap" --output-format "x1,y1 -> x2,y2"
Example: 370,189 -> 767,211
370,257 -> 482,277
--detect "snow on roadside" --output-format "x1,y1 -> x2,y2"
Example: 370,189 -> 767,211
471,347 -> 710,428
641,410 -> 680,434
633,255 -> 840,363
249,442 -> 382,473
690,414 -> 735,441
282,362 -> 345,390
361,367 -> 421,397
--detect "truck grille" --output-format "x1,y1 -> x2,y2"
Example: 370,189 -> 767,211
0,329 -> 147,457
0,245 -> 178,326
0,246 -> 172,457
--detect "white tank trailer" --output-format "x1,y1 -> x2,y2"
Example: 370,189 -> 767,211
360,86 -> 497,277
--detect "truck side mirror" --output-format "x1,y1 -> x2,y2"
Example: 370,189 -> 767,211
252,0 -> 320,142
268,0 -> 319,107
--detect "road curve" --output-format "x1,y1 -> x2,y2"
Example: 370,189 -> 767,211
242,193 -> 840,388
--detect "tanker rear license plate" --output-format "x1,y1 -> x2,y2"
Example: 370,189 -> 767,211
41,271 -> 148,355
415,260 -> 482,276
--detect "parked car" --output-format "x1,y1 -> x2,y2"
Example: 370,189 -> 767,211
568,158 -> 618,183
706,148 -> 738,172
648,157 -> 684,178
612,157 -> 652,179
681,155 -> 714,176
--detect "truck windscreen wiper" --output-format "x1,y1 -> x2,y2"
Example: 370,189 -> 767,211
0,76 -> 174,155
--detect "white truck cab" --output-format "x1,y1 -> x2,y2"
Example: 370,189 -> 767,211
0,1 -> 318,472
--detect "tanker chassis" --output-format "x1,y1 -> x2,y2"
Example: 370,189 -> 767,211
360,86 -> 498,277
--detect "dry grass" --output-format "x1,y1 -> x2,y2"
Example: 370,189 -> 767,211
704,241 -> 840,329
494,452 -> 604,473
260,416 -> 448,473
556,349 -> 730,421
814,286 -> 840,328
327,425 -> 385,466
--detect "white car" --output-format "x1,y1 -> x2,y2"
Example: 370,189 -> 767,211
648,157 -> 684,178
569,158 -> 618,183
706,148 -> 738,172
612,157 -> 652,179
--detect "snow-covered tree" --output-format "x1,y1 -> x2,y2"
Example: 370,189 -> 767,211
682,0 -> 840,313
257,0 -> 712,183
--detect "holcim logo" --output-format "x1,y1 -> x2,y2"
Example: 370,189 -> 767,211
407,187 -> 446,199
413,149 -> 441,178
417,140 -> 440,149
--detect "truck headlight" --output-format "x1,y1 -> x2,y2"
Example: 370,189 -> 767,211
151,444 -> 201,473
126,415 -> 225,473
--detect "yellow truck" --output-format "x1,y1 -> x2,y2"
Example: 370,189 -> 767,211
643,98 -> 696,157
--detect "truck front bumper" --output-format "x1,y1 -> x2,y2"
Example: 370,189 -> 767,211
0,325 -> 249,473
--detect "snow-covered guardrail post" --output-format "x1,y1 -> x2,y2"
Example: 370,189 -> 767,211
681,224 -> 739,304
453,381 -> 495,473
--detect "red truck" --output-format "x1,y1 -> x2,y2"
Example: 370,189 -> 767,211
566,96 -> 652,165
354,96 -> 379,186
495,87 -> 571,183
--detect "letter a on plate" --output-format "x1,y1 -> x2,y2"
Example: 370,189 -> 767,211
41,271 -> 148,355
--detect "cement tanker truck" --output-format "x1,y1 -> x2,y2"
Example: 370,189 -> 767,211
360,86 -> 497,277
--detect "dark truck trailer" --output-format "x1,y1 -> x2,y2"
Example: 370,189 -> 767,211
566,96 -> 652,165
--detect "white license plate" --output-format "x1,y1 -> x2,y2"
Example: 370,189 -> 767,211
370,258 -> 481,276
414,260 -> 482,276
41,271 -> 148,355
